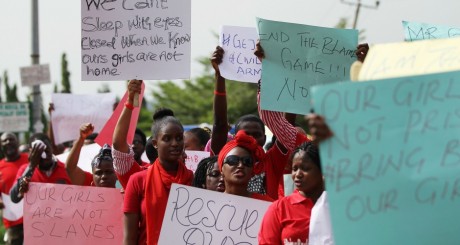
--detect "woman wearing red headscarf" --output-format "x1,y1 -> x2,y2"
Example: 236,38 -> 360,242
218,130 -> 273,201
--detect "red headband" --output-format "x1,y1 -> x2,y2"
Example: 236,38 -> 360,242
218,130 -> 265,171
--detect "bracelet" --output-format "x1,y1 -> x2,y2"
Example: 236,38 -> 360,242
125,102 -> 134,110
214,90 -> 226,96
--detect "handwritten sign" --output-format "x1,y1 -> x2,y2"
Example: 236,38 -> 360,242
159,184 -> 271,244
24,183 -> 123,245
51,93 -> 116,144
81,0 -> 191,80
20,64 -> 51,86
310,71 -> 460,245
0,102 -> 30,132
184,150 -> 211,172
219,26 -> 261,83
358,37 -> 460,81
402,20 -> 460,41
257,18 -> 358,114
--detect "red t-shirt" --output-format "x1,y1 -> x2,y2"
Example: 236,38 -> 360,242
257,143 -> 290,200
251,193 -> 274,202
0,153 -> 29,228
123,170 -> 147,245
82,171 -> 93,186
16,160 -> 72,186
258,191 -> 314,245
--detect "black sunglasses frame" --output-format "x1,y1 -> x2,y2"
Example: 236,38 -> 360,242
223,155 -> 254,168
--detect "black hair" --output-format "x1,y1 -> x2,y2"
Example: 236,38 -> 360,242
135,128 -> 147,146
192,156 -> 218,189
151,108 -> 183,138
290,141 -> 322,173
145,136 -> 158,163
234,114 -> 265,133
91,144 -> 113,169
187,128 -> 211,148
29,133 -> 51,146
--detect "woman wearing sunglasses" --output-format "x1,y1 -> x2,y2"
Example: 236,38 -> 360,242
217,130 -> 273,201
258,141 -> 324,245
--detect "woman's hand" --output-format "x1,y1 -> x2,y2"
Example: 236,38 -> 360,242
356,43 -> 369,63
306,114 -> 333,144
254,41 -> 265,61
127,79 -> 142,103
211,46 -> 224,75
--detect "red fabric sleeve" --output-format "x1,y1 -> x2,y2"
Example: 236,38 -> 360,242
258,201 -> 282,245
123,171 -> 144,213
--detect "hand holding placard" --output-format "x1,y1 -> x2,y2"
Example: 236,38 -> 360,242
127,79 -> 142,107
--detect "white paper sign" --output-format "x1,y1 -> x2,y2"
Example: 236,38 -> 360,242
159,184 -> 271,245
81,0 -> 191,81
219,26 -> 261,83
184,150 -> 210,172
56,143 -> 102,173
51,93 -> 116,144
0,103 -> 30,132
20,64 -> 51,86
1,193 -> 23,221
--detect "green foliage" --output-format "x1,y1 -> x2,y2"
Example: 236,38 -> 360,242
61,53 -> 71,93
3,70 -> 19,102
335,18 -> 348,29
151,58 -> 257,125
137,102 -> 153,135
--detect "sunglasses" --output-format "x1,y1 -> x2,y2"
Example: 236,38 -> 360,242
223,155 -> 254,168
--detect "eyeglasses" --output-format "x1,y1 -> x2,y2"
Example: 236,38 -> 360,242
223,155 -> 254,168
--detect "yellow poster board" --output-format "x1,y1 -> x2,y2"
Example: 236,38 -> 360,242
359,37 -> 460,81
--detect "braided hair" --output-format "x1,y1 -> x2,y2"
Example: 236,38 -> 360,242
289,141 -> 321,173
192,156 -> 218,189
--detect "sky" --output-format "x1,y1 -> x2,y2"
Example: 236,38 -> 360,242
1,0 -> 460,112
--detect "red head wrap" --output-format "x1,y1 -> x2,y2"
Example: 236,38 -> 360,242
218,130 -> 265,171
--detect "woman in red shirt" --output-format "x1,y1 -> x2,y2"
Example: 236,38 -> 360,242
258,141 -> 324,245
120,82 -> 193,245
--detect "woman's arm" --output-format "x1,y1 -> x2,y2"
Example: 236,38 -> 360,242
123,213 -> 139,245
65,123 -> 94,185
210,46 -> 229,155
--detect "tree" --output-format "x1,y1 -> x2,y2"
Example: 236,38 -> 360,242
151,57 -> 258,125
61,53 -> 71,93
3,70 -> 19,102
